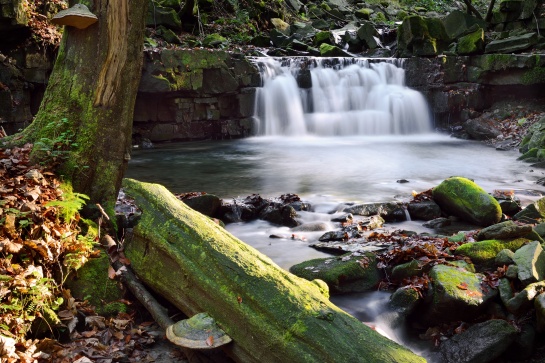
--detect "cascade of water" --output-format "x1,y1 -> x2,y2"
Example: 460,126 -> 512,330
251,57 -> 433,137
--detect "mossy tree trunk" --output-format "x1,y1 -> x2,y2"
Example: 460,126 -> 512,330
122,178 -> 425,363
15,0 -> 147,210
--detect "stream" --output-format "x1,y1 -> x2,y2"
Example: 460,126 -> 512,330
125,57 -> 545,360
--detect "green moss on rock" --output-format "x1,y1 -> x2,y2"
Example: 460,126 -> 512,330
455,238 -> 530,266
289,253 -> 382,294
432,177 -> 502,226
64,250 -> 127,316
456,28 -> 484,55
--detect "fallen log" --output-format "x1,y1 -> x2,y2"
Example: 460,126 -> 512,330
121,178 -> 425,363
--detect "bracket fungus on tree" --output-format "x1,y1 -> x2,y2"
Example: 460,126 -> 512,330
51,4 -> 98,29
166,313 -> 232,350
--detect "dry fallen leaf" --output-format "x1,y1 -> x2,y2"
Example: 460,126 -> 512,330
206,335 -> 214,347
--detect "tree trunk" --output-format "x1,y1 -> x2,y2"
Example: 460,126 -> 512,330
15,0 -> 147,210
121,178 -> 425,363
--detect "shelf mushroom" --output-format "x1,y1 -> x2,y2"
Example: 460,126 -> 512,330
166,313 -> 232,350
51,4 -> 98,29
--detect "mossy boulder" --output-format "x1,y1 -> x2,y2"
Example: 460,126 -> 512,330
513,240 -> 545,285
456,28 -> 484,55
146,4 -> 182,30
397,15 -> 438,57
289,253 -> 382,294
475,220 -> 532,241
391,260 -> 430,280
519,116 -> 545,155
432,177 -> 502,227
455,238 -> 530,266
203,33 -> 228,48
415,265 -> 497,325
314,31 -> 332,46
513,197 -> 545,223
65,250 -> 127,316
355,8 -> 373,20
319,43 -> 352,57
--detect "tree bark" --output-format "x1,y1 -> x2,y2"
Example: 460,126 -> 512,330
121,178 -> 425,363
14,0 -> 147,210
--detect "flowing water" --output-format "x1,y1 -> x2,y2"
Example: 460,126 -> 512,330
126,57 -> 545,359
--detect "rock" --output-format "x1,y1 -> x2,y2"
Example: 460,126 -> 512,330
475,220 -> 532,241
389,286 -> 421,316
355,8 -> 373,20
485,32 -> 538,53
422,217 -> 451,229
182,194 -> 222,217
513,240 -> 545,285
319,43 -> 352,57
519,116 -> 545,156
397,15 -> 438,57
463,116 -> 501,140
442,10 -> 485,40
455,238 -> 530,266
456,28 -> 484,55
506,264 -> 519,279
495,194 -> 521,216
391,260 -> 430,280
146,5 -> 182,30
356,21 -> 378,49
439,319 -> 517,363
290,22 -> 316,41
203,33 -> 228,48
506,323 -> 536,361
331,213 -> 353,223
513,197 -> 545,223
343,202 -> 406,222
156,25 -> 181,44
289,253 -> 382,294
407,200 -> 442,221
415,265 -> 497,325
432,177 -> 502,227
271,18 -> 290,34
498,278 -> 514,306
495,248 -> 515,266
505,280 -> 545,314
520,0 -> 538,19
536,293 -> 545,332
292,222 -> 331,232
314,31 -> 332,46
259,205 -> 299,227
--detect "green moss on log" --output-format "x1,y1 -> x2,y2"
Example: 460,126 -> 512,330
121,178 -> 424,363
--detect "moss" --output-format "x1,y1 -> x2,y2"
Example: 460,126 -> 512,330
429,265 -> 485,306
478,54 -> 516,71
432,177 -> 502,226
289,253 -> 382,294
64,250 -> 127,316
455,238 -> 530,265
521,67 -> 545,85
456,28 -> 484,55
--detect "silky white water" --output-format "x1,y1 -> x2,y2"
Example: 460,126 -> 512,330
251,57 -> 433,136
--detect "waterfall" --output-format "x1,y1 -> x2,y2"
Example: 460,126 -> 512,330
251,57 -> 433,136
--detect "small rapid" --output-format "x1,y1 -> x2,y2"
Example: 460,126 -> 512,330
251,57 -> 433,136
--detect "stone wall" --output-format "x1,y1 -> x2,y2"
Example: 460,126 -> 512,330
133,49 -> 260,143
404,53 -> 545,129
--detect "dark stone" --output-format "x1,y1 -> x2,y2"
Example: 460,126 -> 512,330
439,320 -> 517,363
407,200 -> 442,221
475,220 -> 532,241
182,194 -> 222,217
343,202 -> 406,222
463,116 -> 501,140
485,33 -> 538,54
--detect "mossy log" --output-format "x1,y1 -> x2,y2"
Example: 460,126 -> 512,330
121,178 -> 425,363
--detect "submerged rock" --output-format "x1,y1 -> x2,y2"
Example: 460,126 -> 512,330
432,177 -> 502,227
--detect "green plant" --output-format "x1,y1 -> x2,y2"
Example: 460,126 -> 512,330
33,118 -> 79,165
46,183 -> 90,222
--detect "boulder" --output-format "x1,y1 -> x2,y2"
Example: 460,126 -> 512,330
146,4 -> 182,30
271,18 -> 290,35
455,238 -> 530,266
438,319 -> 517,363
407,200 -> 442,221
203,33 -> 228,48
397,15 -> 438,57
485,32 -> 538,54
343,202 -> 406,222
389,286 -> 421,316
391,260 -> 430,280
356,21 -> 378,49
456,28 -> 484,55
319,43 -> 352,57
432,177 -> 502,227
442,10 -> 485,40
181,194 -> 222,217
513,197 -> 545,223
495,249 -> 515,266
259,205 -> 299,227
463,116 -> 501,140
415,265 -> 497,325
505,280 -> 545,314
475,220 -> 532,241
519,116 -> 545,155
513,240 -> 545,285
289,253 -> 382,294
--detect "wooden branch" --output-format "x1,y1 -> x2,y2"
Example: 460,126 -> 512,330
485,0 -> 497,22
463,0 -> 484,19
